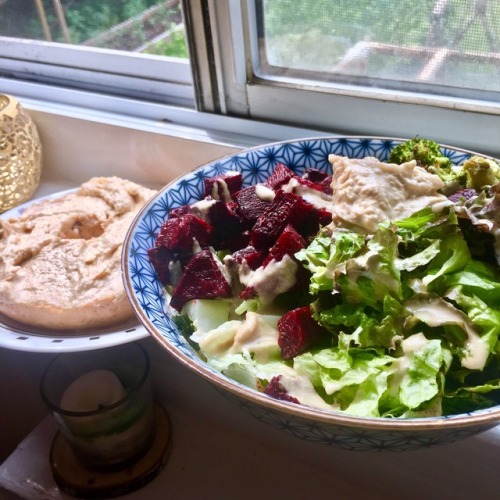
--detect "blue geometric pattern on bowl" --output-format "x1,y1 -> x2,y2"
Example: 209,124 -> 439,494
124,136 -> 498,451
220,388 -> 484,452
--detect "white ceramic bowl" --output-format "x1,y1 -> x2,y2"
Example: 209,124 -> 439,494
122,136 -> 500,451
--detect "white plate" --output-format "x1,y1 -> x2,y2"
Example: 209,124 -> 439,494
0,189 -> 148,352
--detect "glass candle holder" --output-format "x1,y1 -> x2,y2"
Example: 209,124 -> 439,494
40,342 -> 155,471
0,94 -> 42,213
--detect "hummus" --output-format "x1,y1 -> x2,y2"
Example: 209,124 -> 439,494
328,155 -> 448,233
0,177 -> 156,331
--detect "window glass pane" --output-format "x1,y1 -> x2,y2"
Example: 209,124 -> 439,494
258,0 -> 500,99
0,0 -> 187,58
0,0 -> 192,106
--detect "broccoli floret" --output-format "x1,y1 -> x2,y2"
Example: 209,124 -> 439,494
462,156 -> 500,191
388,138 -> 451,170
388,138 -> 465,194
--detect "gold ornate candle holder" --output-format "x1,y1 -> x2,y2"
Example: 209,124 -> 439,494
0,94 -> 42,213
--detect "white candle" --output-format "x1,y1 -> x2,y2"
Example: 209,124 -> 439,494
60,369 -> 126,412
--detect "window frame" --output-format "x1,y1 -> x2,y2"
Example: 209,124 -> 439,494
0,35 -> 194,107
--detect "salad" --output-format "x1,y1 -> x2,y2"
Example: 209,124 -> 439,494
148,138 -> 500,419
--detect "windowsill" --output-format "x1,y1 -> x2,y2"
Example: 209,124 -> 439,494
1,77 -> 330,146
0,78 -> 337,193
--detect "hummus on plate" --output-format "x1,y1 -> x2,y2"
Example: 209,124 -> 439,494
0,177 -> 156,331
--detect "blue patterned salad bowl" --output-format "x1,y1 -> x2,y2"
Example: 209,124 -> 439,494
122,136 -> 500,451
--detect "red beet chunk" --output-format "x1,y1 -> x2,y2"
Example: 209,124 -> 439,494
265,162 -> 295,190
204,172 -> 243,201
231,245 -> 267,270
286,264 -> 313,300
320,175 -> 333,195
264,376 -> 300,404
226,229 -> 251,252
239,286 -> 257,300
293,175 -> 324,192
250,190 -> 315,248
301,168 -> 332,194
208,200 -> 244,248
278,306 -> 328,360
296,206 -> 333,237
316,207 -> 332,226
168,204 -> 192,219
303,168 -> 329,184
292,172 -> 333,195
147,246 -> 174,285
156,213 -> 212,252
233,186 -> 272,227
299,175 -> 333,195
263,224 -> 306,266
170,250 -> 232,311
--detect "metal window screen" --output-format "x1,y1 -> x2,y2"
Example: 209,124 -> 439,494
257,0 -> 500,99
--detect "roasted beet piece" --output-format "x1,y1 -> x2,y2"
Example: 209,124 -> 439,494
168,204 -> 192,219
233,186 -> 272,227
226,229 -> 251,252
155,213 -> 212,252
204,172 -> 243,201
292,175 -> 324,192
263,224 -> 306,266
147,246 -> 173,285
291,172 -> 333,195
225,227 -> 245,251
265,162 -> 295,190
301,172 -> 333,195
316,207 -> 333,226
295,206 -> 332,237
239,286 -> 257,300
231,245 -> 267,270
250,190 -> 315,248
303,168 -> 329,184
278,306 -> 328,360
264,376 -> 300,404
170,249 -> 232,311
208,200 -> 243,248
320,175 -> 333,195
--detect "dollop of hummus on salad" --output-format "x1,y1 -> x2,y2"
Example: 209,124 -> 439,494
329,155 -> 448,232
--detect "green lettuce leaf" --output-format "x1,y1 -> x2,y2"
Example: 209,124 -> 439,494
398,339 -> 449,409
295,230 -> 365,294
